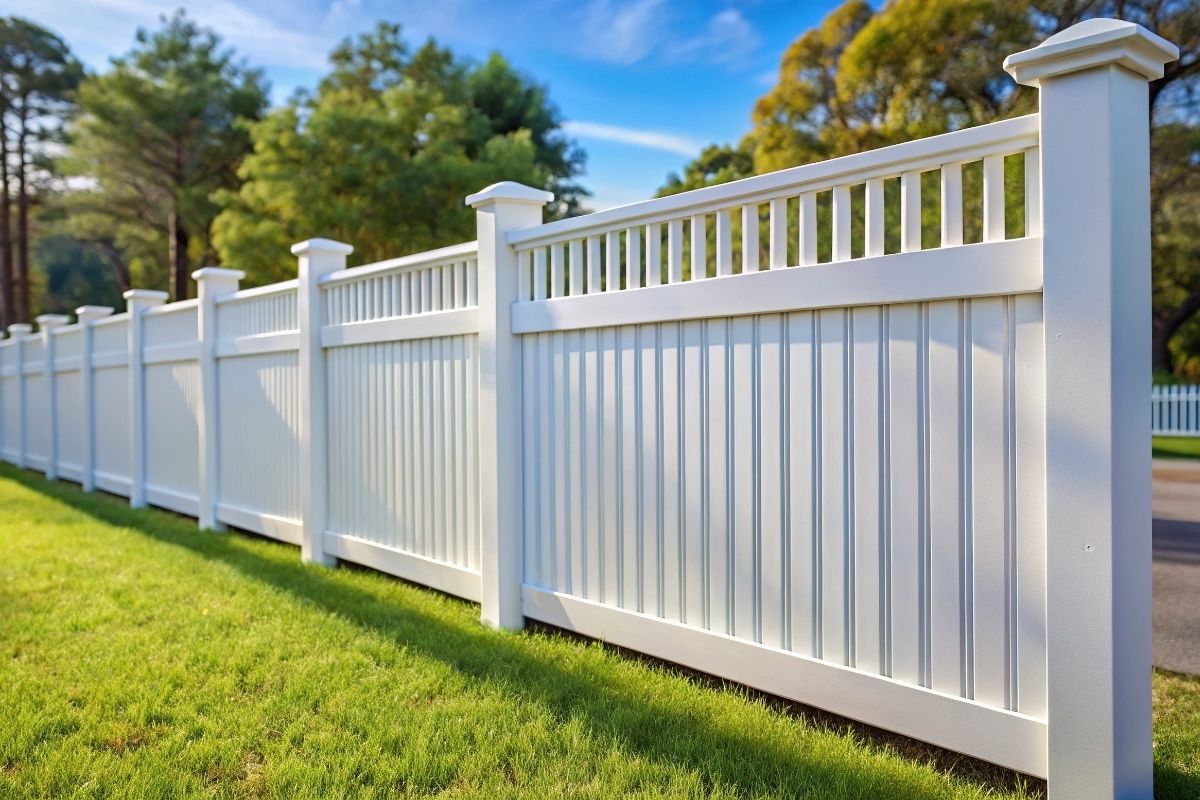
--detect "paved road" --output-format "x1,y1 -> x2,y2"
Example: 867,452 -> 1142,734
1153,459 -> 1200,675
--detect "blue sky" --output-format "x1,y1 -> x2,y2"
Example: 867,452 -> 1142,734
0,0 -> 841,209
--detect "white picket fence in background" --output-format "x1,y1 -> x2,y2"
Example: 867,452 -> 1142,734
1152,384 -> 1200,436
0,20 -> 1176,799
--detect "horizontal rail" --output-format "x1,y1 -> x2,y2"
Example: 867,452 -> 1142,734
216,279 -> 299,305
522,586 -> 1047,777
513,237 -> 1041,334
90,312 -> 131,328
325,532 -> 482,602
508,116 -> 1039,249
321,241 -> 479,286
320,308 -> 478,348
143,341 -> 200,365
91,352 -> 129,369
143,298 -> 199,316
217,503 -> 303,546
216,331 -> 300,359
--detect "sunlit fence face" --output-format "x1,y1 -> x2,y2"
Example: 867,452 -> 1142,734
0,19 -> 1177,798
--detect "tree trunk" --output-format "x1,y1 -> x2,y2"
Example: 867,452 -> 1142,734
1153,286 -> 1200,375
0,119 -> 12,332
15,107 -> 29,323
168,208 -> 188,301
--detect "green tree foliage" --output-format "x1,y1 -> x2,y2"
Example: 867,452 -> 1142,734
661,0 -> 1200,375
213,23 -> 585,285
0,17 -> 82,327
63,12 -> 268,301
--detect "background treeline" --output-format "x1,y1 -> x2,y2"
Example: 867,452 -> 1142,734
659,0 -> 1200,378
0,13 -> 586,324
4,2 -> 1200,377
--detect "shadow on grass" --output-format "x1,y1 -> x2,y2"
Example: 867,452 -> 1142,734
2,465 -> 1044,799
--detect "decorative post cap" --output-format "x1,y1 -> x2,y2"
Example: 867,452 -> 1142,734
6,323 -> 32,336
1004,18 -> 1179,87
291,238 -> 353,257
465,181 -> 555,209
75,305 -> 114,323
35,314 -> 71,330
123,289 -> 169,304
191,266 -> 245,282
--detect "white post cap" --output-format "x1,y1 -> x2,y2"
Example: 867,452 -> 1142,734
6,323 -> 32,336
291,238 -> 353,257
76,305 -> 114,323
466,181 -> 554,209
35,314 -> 71,330
191,266 -> 245,282
123,289 -> 169,304
1004,18 -> 1179,87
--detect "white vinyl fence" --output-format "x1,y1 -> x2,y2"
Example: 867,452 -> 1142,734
0,20 -> 1175,799
1152,384 -> 1200,436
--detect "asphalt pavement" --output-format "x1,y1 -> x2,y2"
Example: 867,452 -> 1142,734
1153,459 -> 1200,675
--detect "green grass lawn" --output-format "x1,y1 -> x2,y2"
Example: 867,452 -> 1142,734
1153,436 -> 1200,460
1,464 -> 1197,799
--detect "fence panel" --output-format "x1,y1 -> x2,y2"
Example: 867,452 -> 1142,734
52,326 -> 85,482
142,302 -> 201,515
214,283 -> 303,542
91,315 -> 131,497
0,338 -> 17,462
512,133 -> 1048,771
319,244 -> 481,601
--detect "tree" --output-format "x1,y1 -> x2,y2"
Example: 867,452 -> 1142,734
0,17 -> 82,327
65,12 -> 268,301
660,0 -> 1200,375
213,23 -> 586,284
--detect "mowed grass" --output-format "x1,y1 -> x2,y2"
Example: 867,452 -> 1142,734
0,464 -> 1195,799
1154,436 -> 1200,460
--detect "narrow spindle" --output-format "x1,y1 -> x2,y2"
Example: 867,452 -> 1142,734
551,244 -> 564,299
534,248 -> 548,301
667,220 -> 683,283
568,240 -> 584,296
646,223 -> 662,286
626,226 -> 642,288
832,185 -> 852,262
901,170 -> 921,253
690,214 -> 706,280
716,210 -> 733,277
742,204 -> 760,273
769,197 -> 787,269
605,231 -> 620,291
799,193 -> 817,266
865,178 -> 885,258
587,236 -> 602,294
983,154 -> 1005,242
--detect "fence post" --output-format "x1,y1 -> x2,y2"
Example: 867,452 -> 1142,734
192,268 -> 243,531
76,306 -> 113,492
124,289 -> 167,508
293,238 -> 352,565
467,181 -> 553,630
36,314 -> 70,480
6,323 -> 32,469
1005,19 -> 1177,799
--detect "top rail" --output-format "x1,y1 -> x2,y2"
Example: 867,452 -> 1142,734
508,115 -> 1038,248
216,279 -> 299,305
321,241 -> 478,286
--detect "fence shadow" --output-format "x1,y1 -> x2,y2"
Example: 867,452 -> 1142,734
3,466 -> 1044,800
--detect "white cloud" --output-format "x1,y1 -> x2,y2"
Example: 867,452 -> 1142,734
573,1 -> 758,70
575,0 -> 669,65
4,0 -> 335,72
562,120 -> 701,157
666,9 -> 759,69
